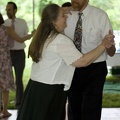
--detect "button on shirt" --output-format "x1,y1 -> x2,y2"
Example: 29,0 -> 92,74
64,5 -> 113,63
30,34 -> 82,91
4,18 -> 29,50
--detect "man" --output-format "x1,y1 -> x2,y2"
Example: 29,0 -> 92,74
4,2 -> 29,109
64,0 -> 116,120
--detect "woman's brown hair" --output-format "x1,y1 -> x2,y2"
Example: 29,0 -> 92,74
28,4 -> 60,63
0,13 -> 4,25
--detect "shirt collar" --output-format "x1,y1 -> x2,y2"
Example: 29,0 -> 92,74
82,4 -> 90,17
75,5 -> 90,18
9,18 -> 17,22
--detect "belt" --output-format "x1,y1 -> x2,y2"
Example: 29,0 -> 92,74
10,49 -> 24,52
10,49 -> 24,51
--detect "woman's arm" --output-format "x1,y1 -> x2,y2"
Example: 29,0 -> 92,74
71,32 -> 114,67
6,27 -> 35,43
71,44 -> 105,67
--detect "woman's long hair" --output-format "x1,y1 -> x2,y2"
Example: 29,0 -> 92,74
28,4 -> 60,63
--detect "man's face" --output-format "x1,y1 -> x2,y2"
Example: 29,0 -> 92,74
6,4 -> 16,19
71,0 -> 88,11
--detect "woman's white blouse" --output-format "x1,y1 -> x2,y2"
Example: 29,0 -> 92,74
30,33 -> 82,90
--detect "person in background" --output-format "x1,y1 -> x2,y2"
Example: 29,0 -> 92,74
16,3 -> 114,120
62,2 -> 71,7
64,0 -> 116,120
0,13 -> 34,119
4,1 -> 30,109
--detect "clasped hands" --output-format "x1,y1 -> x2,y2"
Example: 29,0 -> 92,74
102,30 -> 115,49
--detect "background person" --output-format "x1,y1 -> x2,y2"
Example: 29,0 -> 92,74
0,13 -> 34,119
4,1 -> 30,109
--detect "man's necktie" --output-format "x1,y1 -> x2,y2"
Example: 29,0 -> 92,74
74,12 -> 83,52
11,19 -> 15,30
9,19 -> 15,47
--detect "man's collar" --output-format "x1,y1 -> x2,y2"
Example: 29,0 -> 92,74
82,4 -> 90,17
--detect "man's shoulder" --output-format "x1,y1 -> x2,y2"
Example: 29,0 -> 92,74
15,18 -> 28,27
16,18 -> 27,23
89,5 -> 106,14
4,19 -> 9,22
4,19 -> 10,26
4,18 -> 27,23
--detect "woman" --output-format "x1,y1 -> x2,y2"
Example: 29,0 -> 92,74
0,13 -> 34,118
17,4 -> 114,120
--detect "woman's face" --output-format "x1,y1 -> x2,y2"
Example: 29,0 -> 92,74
53,8 -> 67,32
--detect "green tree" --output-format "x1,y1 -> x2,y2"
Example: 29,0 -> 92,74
90,0 -> 120,30
1,0 -> 119,30
38,0 -> 70,16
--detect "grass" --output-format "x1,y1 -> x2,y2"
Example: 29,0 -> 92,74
102,93 -> 120,108
7,41 -> 120,108
106,75 -> 120,83
8,72 -> 120,109
8,67 -> 31,109
102,74 -> 120,108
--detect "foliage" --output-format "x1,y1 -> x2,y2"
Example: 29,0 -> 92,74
38,0 -> 70,16
89,0 -> 120,30
0,0 -> 120,30
106,75 -> 120,82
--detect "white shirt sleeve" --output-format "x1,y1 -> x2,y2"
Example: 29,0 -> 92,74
56,34 -> 82,65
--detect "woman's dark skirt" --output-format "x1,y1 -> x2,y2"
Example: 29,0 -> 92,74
17,79 -> 68,120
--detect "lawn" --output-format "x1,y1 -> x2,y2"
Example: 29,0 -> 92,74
8,67 -> 31,109
8,70 -> 120,109
102,93 -> 120,108
7,41 -> 120,109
